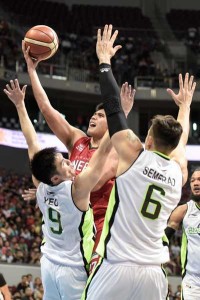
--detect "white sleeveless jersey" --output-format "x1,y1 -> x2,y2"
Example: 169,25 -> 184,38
181,200 -> 200,285
37,180 -> 94,268
97,150 -> 182,265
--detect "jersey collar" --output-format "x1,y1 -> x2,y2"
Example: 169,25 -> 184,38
195,202 -> 200,210
153,151 -> 170,160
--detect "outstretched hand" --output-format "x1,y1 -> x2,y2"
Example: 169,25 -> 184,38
3,79 -> 27,107
96,24 -> 122,64
22,188 -> 37,201
167,73 -> 196,108
22,40 -> 42,70
120,82 -> 136,117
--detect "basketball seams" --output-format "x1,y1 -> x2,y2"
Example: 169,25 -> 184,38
24,37 -> 56,50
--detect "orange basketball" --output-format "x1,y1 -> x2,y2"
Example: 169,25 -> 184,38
24,25 -> 59,61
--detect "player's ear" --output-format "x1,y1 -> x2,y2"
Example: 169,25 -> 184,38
51,175 -> 60,185
145,135 -> 153,150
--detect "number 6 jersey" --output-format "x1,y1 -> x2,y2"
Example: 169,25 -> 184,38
36,180 -> 94,270
97,150 -> 182,265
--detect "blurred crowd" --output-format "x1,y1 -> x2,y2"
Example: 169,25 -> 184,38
0,16 -> 176,87
0,168 -> 42,265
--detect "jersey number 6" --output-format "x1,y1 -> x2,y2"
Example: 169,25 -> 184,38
141,184 -> 165,220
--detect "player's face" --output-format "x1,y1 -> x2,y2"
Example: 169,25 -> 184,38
190,171 -> 200,196
87,109 -> 108,138
54,153 -> 76,182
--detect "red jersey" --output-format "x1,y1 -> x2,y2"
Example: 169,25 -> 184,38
70,137 -> 114,250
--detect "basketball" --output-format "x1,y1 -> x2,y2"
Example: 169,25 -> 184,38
24,25 -> 59,61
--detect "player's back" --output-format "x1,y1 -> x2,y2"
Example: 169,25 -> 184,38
37,180 -> 94,268
97,150 -> 182,265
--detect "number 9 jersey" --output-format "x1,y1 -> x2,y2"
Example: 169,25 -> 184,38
97,150 -> 182,265
37,180 -> 94,270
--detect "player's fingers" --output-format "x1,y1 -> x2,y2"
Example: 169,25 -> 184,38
22,40 -> 25,51
22,85 -> 27,94
179,73 -> 184,92
14,79 -> 20,89
110,30 -> 119,45
102,24 -> 108,42
124,82 -> 129,94
120,83 -> 125,95
5,84 -> 12,92
183,73 -> 189,90
127,84 -> 132,97
107,24 -> 113,40
131,88 -> 136,98
113,45 -> 122,55
191,82 -> 196,94
3,89 -> 10,96
29,189 -> 37,193
188,75 -> 194,90
10,80 -> 15,90
166,88 -> 177,99
97,28 -> 101,42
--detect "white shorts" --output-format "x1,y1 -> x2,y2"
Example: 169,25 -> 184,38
182,276 -> 200,300
82,260 -> 168,300
41,255 -> 88,300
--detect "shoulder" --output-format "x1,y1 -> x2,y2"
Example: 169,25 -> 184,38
70,137 -> 91,154
74,136 -> 91,147
174,203 -> 188,218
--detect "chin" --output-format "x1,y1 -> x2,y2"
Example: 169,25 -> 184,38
87,129 -> 92,137
191,193 -> 200,202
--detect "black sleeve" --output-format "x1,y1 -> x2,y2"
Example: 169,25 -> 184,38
165,226 -> 176,241
99,63 -> 128,137
0,273 -> 6,287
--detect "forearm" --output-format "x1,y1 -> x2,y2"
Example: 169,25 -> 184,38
28,68 -> 50,113
99,64 -> 128,137
177,105 -> 190,146
16,103 -> 40,158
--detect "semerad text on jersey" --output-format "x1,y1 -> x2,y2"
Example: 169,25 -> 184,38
143,166 -> 175,186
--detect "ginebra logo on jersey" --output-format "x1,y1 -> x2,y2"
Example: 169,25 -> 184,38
76,144 -> 85,152
72,160 -> 89,171
188,224 -> 200,235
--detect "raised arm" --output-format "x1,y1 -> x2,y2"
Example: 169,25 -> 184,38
165,204 -> 187,241
96,25 -> 143,175
72,131 -> 112,211
22,41 -> 85,152
3,79 -> 40,187
167,73 -> 196,185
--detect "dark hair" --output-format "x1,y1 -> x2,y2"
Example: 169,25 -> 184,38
191,167 -> 200,176
150,115 -> 183,151
30,147 -> 59,185
95,103 -> 104,112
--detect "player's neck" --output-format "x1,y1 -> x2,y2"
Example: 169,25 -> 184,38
90,137 -> 101,148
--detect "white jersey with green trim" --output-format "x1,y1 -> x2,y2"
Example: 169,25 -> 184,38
97,150 -> 182,265
181,200 -> 200,285
37,181 -> 94,268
